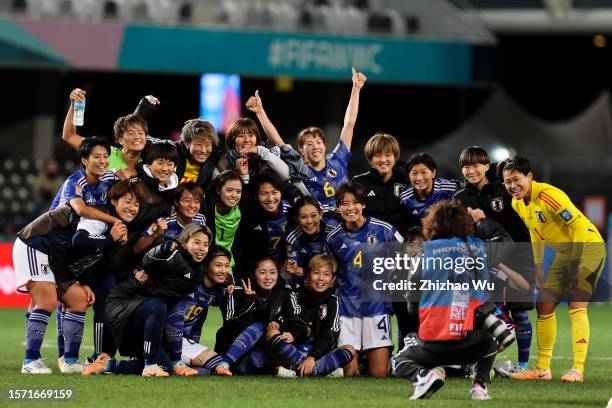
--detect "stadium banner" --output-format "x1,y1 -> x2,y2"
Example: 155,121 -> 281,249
119,27 -> 473,84
0,243 -> 29,308
0,17 -> 479,84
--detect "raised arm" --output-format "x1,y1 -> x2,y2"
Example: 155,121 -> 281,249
69,197 -> 121,226
246,90 -> 285,146
62,88 -> 86,151
339,68 -> 367,151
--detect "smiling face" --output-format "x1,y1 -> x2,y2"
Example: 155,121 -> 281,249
185,231 -> 210,263
309,264 -> 335,293
300,134 -> 327,167
257,182 -> 281,214
338,192 -> 365,224
118,123 -> 147,152
111,193 -> 140,223
234,129 -> 257,152
187,137 -> 213,164
177,190 -> 201,220
254,259 -> 278,291
462,163 -> 489,188
218,179 -> 242,208
82,145 -> 110,178
148,158 -> 175,185
503,169 -> 533,200
297,204 -> 322,235
207,255 -> 230,284
409,164 -> 436,195
370,151 -> 396,179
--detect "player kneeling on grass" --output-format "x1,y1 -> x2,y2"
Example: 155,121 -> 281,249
91,225 -> 211,378
165,246 -> 232,375
269,253 -> 356,378
214,257 -> 306,376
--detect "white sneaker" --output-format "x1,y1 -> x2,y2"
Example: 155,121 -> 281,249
58,356 -> 65,371
276,366 -> 297,378
410,367 -> 445,400
326,367 -> 344,378
21,359 -> 52,374
470,382 -> 491,400
493,360 -> 515,378
60,361 -> 85,374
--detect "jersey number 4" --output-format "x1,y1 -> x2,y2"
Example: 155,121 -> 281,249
353,250 -> 362,268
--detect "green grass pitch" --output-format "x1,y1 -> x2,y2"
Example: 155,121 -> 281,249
0,305 -> 611,407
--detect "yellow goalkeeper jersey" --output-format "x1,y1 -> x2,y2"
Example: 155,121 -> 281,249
511,180 -> 603,263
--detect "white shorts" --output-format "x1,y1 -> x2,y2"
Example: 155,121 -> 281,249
181,338 -> 210,366
13,238 -> 55,293
338,314 -> 393,351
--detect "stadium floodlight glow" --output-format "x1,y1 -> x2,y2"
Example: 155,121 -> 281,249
491,146 -> 511,162
200,73 -> 241,134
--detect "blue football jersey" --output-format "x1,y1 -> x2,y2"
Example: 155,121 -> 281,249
326,217 -> 404,318
304,141 -> 351,210
286,218 -> 339,269
399,178 -> 461,219
152,213 -> 207,241
182,283 -> 225,343
266,200 -> 292,262
50,169 -> 116,210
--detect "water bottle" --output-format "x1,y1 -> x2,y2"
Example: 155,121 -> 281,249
73,100 -> 86,126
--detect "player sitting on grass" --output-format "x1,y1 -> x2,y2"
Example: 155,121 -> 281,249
93,225 -> 211,377
135,142 -> 180,204
214,257 -> 307,376
501,156 -> 606,383
165,246 -> 231,375
269,253 -> 356,378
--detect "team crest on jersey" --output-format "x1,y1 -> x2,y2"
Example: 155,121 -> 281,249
394,183 -> 406,198
536,211 -> 547,223
319,304 -> 327,320
490,197 -> 504,212
327,168 -> 338,178
367,234 -> 377,245
41,264 -> 50,275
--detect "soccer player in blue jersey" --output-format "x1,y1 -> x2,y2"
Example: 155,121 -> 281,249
326,183 -> 404,378
245,68 -> 366,208
50,137 -> 119,225
284,195 -> 339,285
296,68 -> 366,209
164,246 -> 230,376
400,153 -> 462,219
134,182 -> 206,254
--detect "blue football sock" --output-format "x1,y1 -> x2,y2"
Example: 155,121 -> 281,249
56,306 -> 65,358
62,312 -> 85,364
25,309 -> 51,362
221,321 -> 265,366
313,348 -> 354,376
513,309 -> 532,366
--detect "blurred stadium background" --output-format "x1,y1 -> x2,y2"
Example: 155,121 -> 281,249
0,0 -> 611,306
